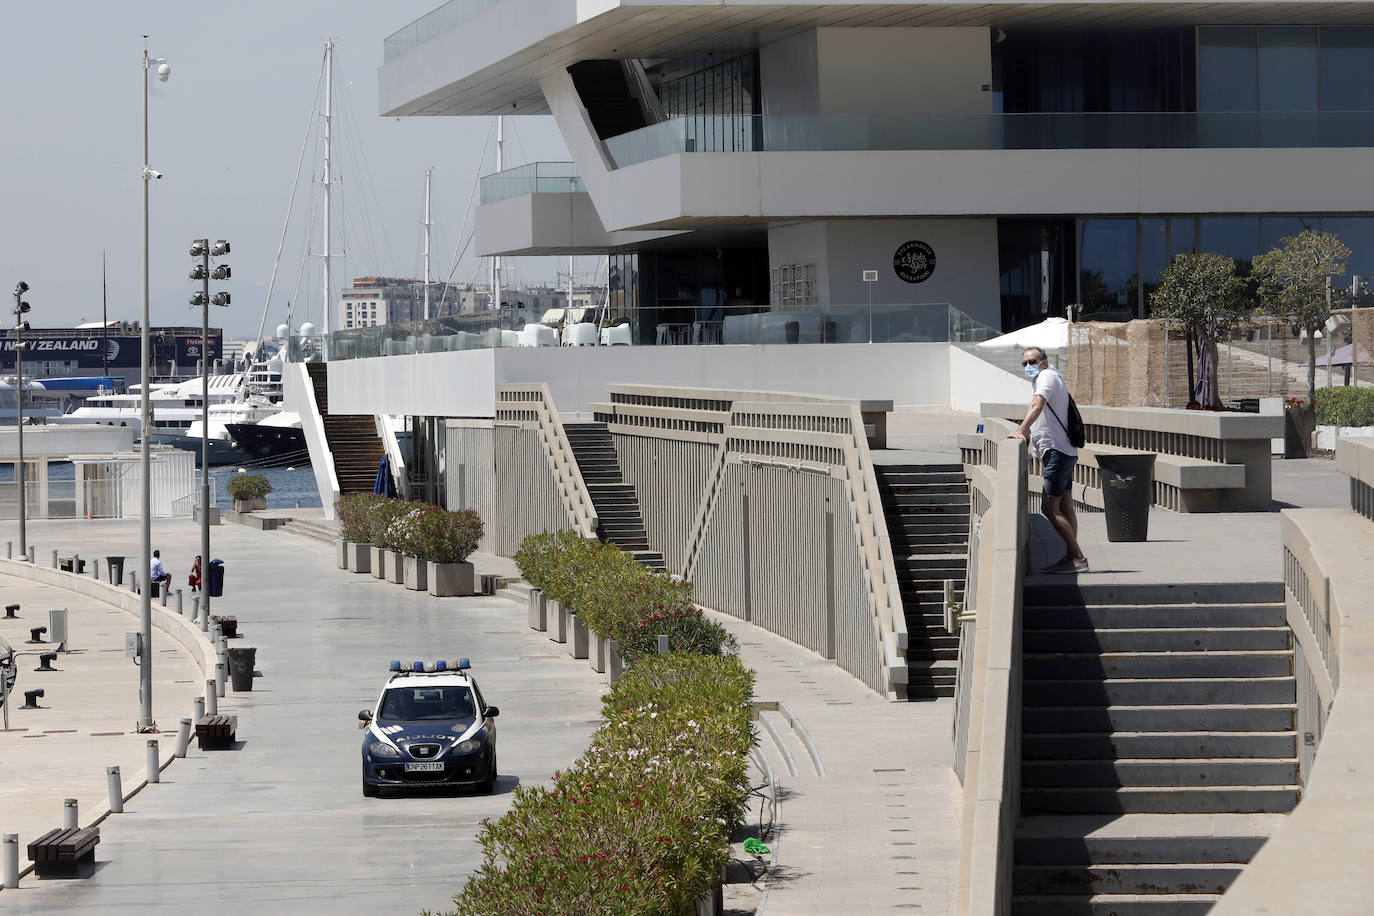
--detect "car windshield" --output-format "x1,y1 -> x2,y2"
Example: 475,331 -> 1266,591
378,685 -> 475,722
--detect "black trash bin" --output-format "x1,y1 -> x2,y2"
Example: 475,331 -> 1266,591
208,559 -> 225,597
227,646 -> 256,692
106,556 -> 125,586
1096,453 -> 1156,543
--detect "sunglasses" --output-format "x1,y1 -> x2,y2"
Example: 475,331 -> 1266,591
1021,358 -> 1042,367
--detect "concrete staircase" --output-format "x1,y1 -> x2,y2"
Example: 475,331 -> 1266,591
562,422 -> 666,571
306,363 -> 386,496
277,515 -> 339,545
1013,582 -> 1298,915
874,463 -> 970,699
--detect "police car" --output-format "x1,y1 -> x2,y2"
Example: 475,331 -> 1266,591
358,658 -> 499,797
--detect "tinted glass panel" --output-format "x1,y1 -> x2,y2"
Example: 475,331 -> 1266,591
1199,28 -> 1258,112
1322,217 -> 1374,283
1079,219 -> 1139,319
1169,218 -> 1196,260
1319,28 -> 1374,111
1260,215 -> 1319,254
1200,217 -> 1259,267
1259,27 -> 1317,112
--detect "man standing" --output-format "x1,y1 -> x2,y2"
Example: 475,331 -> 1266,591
1011,347 -> 1088,574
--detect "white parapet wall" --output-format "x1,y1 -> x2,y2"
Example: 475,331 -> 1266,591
284,363 -> 341,520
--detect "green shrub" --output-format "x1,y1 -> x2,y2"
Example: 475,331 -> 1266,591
226,473 -> 272,501
448,653 -> 755,916
367,498 -> 410,549
336,493 -> 387,543
617,605 -> 738,669
1314,385 -> 1374,427
394,506 -> 483,563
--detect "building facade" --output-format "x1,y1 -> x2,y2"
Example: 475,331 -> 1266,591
380,7 -> 1374,335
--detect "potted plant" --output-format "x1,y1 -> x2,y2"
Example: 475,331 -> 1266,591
227,473 -> 272,513
366,498 -> 404,580
424,508 -> 483,597
389,504 -> 431,591
515,532 -> 553,630
336,493 -> 383,573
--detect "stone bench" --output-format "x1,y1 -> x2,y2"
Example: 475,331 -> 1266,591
28,826 -> 99,878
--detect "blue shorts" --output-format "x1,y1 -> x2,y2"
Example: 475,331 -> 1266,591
1041,449 -> 1077,500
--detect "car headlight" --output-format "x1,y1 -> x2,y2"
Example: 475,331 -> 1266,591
368,741 -> 401,758
453,738 -> 483,755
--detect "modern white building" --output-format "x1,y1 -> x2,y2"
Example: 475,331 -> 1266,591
378,4 -> 1374,336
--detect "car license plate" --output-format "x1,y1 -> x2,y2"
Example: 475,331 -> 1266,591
404,762 -> 444,772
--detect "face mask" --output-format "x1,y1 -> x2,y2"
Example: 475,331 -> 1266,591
1024,364 -> 1040,381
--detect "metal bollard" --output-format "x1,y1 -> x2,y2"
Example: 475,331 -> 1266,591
217,633 -> 228,656
51,549 -> 58,569
63,797 -> 78,829
657,634 -> 670,654
160,587 -> 168,608
205,681 -> 217,716
215,659 -> 227,698
26,546 -> 34,563
146,739 -> 160,783
5,541 -> 10,560
3,834 -> 16,889
191,595 -> 200,623
92,557 -> 99,580
107,765 -> 124,813
175,589 -> 183,615
200,604 -> 209,633
130,571 -> 138,594
211,621 -> 222,644
174,716 -> 192,758
193,695 -> 205,722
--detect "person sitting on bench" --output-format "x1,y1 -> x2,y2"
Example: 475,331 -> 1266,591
150,550 -> 172,591
188,555 -> 202,592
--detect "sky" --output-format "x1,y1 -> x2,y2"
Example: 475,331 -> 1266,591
0,1 -> 572,338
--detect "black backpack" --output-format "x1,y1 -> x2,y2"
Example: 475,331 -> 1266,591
1047,395 -> 1086,449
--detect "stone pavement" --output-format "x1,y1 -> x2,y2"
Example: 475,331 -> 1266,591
2,518 -> 604,914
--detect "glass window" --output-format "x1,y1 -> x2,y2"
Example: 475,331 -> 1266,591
1322,217 -> 1374,282
1199,27 -> 1258,112
1260,215 -> 1319,254
1319,28 -> 1374,111
1200,217 -> 1259,267
1141,218 -> 1168,314
1078,219 -> 1139,319
1258,27 -> 1317,112
379,685 -> 475,721
1169,217 -> 1196,261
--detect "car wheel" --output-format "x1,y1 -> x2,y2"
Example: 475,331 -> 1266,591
482,753 -> 498,794
363,780 -> 379,798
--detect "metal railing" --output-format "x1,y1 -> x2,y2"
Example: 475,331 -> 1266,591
479,162 -> 586,204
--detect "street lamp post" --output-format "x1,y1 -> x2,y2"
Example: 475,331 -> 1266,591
11,283 -> 30,560
138,36 -> 169,731
189,240 -> 230,625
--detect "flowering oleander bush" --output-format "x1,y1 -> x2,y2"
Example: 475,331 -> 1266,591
226,473 -> 273,501
369,498 -> 412,551
618,604 -> 738,669
444,653 -> 755,916
336,492 -> 388,543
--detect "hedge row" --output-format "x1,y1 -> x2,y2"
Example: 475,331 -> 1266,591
514,530 -> 736,665
1314,385 -> 1374,427
446,652 -> 755,916
336,493 -> 483,564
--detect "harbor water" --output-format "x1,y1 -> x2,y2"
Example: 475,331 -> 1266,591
0,463 -> 323,511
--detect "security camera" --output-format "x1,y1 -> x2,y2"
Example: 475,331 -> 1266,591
157,62 -> 171,82
143,167 -> 163,180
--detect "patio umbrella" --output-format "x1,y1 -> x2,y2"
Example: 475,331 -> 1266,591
1315,343 -> 1374,367
975,316 -> 1070,351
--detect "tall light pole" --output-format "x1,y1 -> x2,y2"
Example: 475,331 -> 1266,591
138,36 -> 169,731
11,283 -> 30,560
190,240 -> 230,626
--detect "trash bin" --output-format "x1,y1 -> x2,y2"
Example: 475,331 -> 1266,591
106,556 -> 125,586
208,559 -> 225,598
1096,453 -> 1156,543
227,646 -> 256,692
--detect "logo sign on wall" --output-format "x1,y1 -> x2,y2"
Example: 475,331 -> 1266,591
893,240 -> 936,284
175,335 -> 221,365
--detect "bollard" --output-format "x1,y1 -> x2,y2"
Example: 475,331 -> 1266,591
146,739 -> 160,783
160,587 -> 168,608
191,595 -> 200,623
657,634 -> 670,654
51,550 -> 58,569
215,659 -> 227,698
175,716 -> 192,758
2,834 -> 16,889
5,541 -> 10,560
217,633 -> 228,656
200,604 -> 209,633
3,603 -> 17,619
35,652 -> 57,672
26,546 -> 34,563
130,571 -> 138,594
211,621 -> 222,645
193,695 -> 205,722
107,765 -> 124,813
205,681 -> 217,716
63,798 -> 78,829
175,589 -> 183,615
92,557 -> 99,580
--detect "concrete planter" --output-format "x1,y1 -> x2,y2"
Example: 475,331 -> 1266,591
194,506 -> 221,526
338,540 -> 349,570
428,560 -> 474,597
694,880 -> 724,916
606,638 -> 623,684
548,599 -> 568,643
528,587 -> 547,631
348,543 -> 372,574
232,496 -> 267,513
569,613 -> 589,659
588,632 -> 607,673
370,546 -> 387,579
403,555 -> 428,591
386,550 -> 405,584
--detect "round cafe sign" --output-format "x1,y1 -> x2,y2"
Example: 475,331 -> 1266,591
893,240 -> 936,284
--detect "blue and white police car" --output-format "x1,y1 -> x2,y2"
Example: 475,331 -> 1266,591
358,658 -> 499,797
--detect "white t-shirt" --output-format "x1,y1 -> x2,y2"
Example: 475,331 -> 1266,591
1030,366 -> 1077,459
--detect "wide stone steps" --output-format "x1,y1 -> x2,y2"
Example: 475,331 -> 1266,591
1022,757 -> 1298,788
565,422 -> 660,569
1023,704 -> 1296,734
1020,785 -> 1299,815
1011,894 -> 1222,915
1024,677 -> 1295,707
1024,627 -> 1292,653
1023,730 -> 1298,760
1023,651 -> 1293,679
1026,603 -> 1286,629
1015,819 -> 1273,865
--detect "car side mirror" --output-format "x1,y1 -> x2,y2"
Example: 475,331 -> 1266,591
485,706 -> 500,719
358,709 -> 372,722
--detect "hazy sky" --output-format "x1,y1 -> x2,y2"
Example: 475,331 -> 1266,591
0,1 -> 571,338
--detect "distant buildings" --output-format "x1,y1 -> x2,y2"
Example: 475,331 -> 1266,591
338,276 -> 605,329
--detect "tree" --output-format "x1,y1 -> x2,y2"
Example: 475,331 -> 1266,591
1148,252 -> 1250,407
1251,229 -> 1351,406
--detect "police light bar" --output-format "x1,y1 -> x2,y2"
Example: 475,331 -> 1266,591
389,660 -> 401,672
412,661 -> 424,673
435,660 -> 447,672
458,658 -> 471,670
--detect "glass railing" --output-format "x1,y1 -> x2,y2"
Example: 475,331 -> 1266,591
479,162 -> 587,205
323,303 -> 1000,361
604,111 -> 1374,168
383,0 -> 501,63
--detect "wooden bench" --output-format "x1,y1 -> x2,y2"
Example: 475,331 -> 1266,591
28,826 -> 99,877
211,615 -> 238,639
57,556 -> 86,574
196,714 -> 238,750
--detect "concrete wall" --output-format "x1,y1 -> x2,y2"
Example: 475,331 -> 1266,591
492,424 -> 572,556
444,420 -> 498,553
814,28 -> 992,116
613,432 -> 717,576
475,191 -> 676,257
759,31 -> 819,116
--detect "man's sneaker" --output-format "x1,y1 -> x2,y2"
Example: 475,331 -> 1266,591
1044,556 -> 1089,574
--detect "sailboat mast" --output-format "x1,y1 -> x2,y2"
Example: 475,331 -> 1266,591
567,255 -> 574,314
322,38 -> 334,337
423,166 -> 433,321
491,116 -> 503,312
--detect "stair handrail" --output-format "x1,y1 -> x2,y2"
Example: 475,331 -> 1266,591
498,384 -> 598,539
680,439 -> 728,580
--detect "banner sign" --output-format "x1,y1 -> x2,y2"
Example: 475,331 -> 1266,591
175,335 -> 221,365
0,335 -> 142,369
